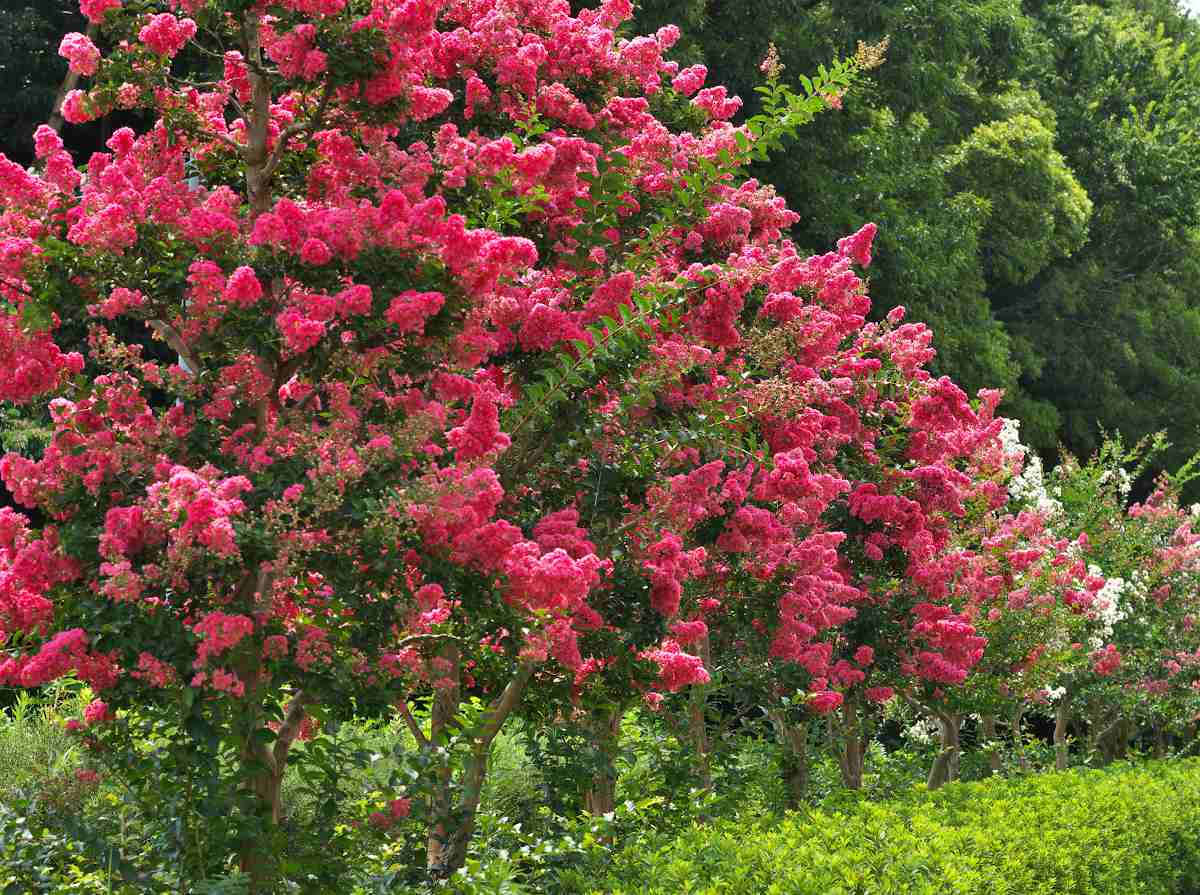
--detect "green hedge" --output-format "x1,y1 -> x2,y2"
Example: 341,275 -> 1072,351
601,760 -> 1200,895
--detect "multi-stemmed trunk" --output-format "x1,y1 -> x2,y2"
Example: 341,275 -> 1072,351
236,693 -> 309,890
687,636 -> 714,798
835,700 -> 865,790
1153,720 -> 1169,758
583,706 -> 625,817
981,714 -> 1002,773
768,711 -> 810,808
1011,706 -> 1031,771
1089,710 -> 1128,766
926,712 -> 961,790
423,644 -> 462,874
411,655 -> 535,876
1054,697 -> 1070,771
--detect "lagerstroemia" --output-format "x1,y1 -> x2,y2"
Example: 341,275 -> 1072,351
0,0 -> 1123,880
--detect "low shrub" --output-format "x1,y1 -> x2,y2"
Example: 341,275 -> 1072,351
600,760 -> 1200,895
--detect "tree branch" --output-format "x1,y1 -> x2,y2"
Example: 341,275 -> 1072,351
396,699 -> 430,749
262,81 -> 335,181
478,661 -> 535,746
149,319 -> 202,376
273,691 -> 311,766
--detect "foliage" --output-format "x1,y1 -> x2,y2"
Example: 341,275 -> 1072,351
598,759 -> 1200,895
625,0 -> 1200,484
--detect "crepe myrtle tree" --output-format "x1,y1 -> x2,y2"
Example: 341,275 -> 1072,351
1034,438 -> 1200,768
0,0 -> 888,885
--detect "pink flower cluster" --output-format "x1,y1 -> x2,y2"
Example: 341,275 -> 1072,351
193,612 -> 254,667
138,14 -> 197,56
59,32 -> 101,76
640,640 -> 710,693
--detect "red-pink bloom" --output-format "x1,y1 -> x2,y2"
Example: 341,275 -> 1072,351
89,287 -> 145,319
384,291 -> 444,334
641,640 -> 710,692
79,0 -> 120,23
60,90 -> 94,124
672,64 -> 707,96
692,86 -> 742,120
138,14 -> 197,56
132,652 -> 177,688
210,667 -> 246,697
59,33 -> 101,76
1091,644 -> 1122,676
808,690 -> 844,715
225,267 -> 264,306
83,699 -> 112,725
193,612 -> 254,667
837,222 -> 878,267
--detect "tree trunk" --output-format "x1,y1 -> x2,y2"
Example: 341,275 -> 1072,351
1153,720 -> 1168,759
241,14 -> 275,219
769,711 -> 810,809
1011,706 -> 1030,771
425,647 -> 462,874
237,745 -> 280,891
837,700 -> 865,790
426,660 -> 533,876
1054,698 -> 1070,771
981,714 -> 1002,773
927,713 -> 961,790
237,693 -> 309,893
688,684 -> 712,794
687,635 -> 713,796
583,706 -> 624,817
1113,716 -> 1130,761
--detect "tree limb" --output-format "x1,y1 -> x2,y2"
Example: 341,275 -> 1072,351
149,319 -> 202,376
262,81 -> 335,181
396,699 -> 430,749
273,691 -> 311,766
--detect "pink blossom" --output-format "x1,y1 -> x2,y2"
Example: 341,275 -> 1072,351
89,287 -> 145,319
210,667 -> 246,697
384,290 -> 444,334
837,222 -> 878,267
138,14 -> 197,57
692,86 -> 742,120
409,87 -> 454,120
225,267 -> 264,306
132,652 -> 177,688
83,699 -> 112,725
59,90 -> 94,125
808,691 -> 843,715
59,33 -> 101,77
79,0 -> 120,23
672,64 -> 707,97
641,640 -> 710,692
193,612 -> 254,667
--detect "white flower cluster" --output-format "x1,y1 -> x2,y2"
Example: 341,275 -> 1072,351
1045,686 -> 1066,703
999,417 -> 1025,458
1098,467 -> 1133,499
904,717 -> 940,745
1001,418 -> 1063,516
1087,564 -> 1129,649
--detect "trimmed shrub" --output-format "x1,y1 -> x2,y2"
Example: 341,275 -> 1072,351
601,760 -> 1200,895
